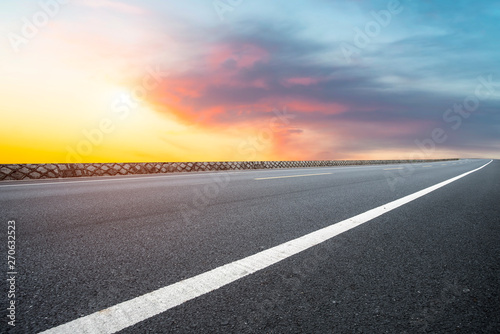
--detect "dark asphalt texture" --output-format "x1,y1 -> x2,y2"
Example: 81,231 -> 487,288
0,159 -> 498,333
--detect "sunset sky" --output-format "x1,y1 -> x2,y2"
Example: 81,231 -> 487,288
1,0 -> 499,163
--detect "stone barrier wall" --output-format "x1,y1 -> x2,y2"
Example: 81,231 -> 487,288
0,159 -> 458,181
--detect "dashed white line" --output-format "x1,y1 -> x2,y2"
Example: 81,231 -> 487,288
40,160 -> 492,334
255,172 -> 332,180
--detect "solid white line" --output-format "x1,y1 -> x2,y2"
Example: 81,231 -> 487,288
255,172 -> 332,180
39,160 -> 492,334
0,173 -> 220,188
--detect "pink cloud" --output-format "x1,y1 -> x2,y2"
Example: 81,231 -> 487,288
285,77 -> 321,86
208,43 -> 270,71
286,100 -> 347,114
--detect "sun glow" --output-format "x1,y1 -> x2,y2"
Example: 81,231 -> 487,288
2,1 -> 498,163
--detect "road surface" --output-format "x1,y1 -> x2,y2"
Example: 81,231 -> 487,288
1,159 -> 499,333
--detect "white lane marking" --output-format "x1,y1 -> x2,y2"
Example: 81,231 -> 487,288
383,167 -> 404,170
40,160 -> 492,334
255,172 -> 332,180
0,167 -> 370,188
422,165 -> 432,168
0,161 -> 465,188
0,169 -> 345,188
0,174 -> 208,188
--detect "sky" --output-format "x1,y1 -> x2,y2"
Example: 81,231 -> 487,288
1,0 -> 499,163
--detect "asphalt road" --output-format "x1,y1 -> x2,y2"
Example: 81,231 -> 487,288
1,159 -> 499,333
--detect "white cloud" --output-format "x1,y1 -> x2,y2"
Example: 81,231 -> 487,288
74,0 -> 146,15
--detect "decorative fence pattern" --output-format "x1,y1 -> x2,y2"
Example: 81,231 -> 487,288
0,159 -> 458,181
